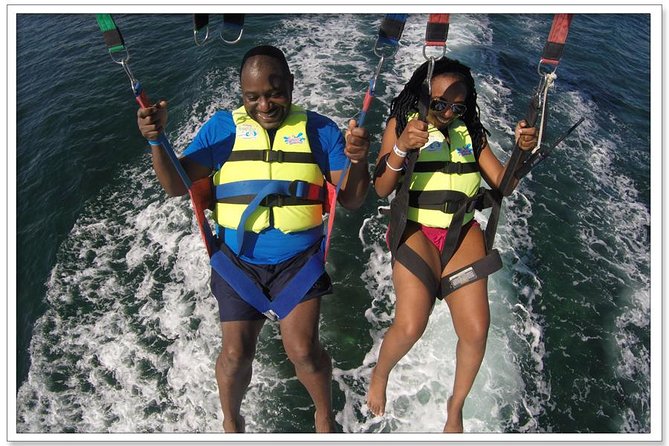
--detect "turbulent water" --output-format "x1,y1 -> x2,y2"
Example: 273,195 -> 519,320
14,11 -> 653,435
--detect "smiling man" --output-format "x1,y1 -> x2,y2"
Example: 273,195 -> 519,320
137,45 -> 370,433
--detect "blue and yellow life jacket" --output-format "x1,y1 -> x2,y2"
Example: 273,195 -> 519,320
214,104 -> 326,237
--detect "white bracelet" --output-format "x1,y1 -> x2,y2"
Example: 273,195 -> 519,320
385,158 -> 404,172
392,144 -> 407,158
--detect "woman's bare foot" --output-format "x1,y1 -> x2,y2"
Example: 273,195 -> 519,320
223,415 -> 246,433
443,396 -> 463,433
314,410 -> 336,433
366,368 -> 388,417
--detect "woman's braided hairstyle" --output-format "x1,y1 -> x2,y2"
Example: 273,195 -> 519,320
389,57 -> 489,154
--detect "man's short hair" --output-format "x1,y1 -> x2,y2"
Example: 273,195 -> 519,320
240,45 -> 290,78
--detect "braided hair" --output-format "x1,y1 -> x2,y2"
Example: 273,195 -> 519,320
389,57 -> 489,155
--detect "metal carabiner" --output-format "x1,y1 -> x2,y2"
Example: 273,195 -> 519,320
425,56 -> 436,96
118,59 -> 138,89
194,25 -> 211,46
220,26 -> 243,45
373,39 -> 399,60
422,44 -> 447,63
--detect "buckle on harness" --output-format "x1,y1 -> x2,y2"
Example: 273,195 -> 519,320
263,309 -> 279,321
264,150 -> 285,163
447,266 -> 478,289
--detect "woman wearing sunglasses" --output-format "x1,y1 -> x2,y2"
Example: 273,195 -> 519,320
367,56 -> 537,432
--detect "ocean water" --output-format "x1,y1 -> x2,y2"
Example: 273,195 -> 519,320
14,11 -> 652,435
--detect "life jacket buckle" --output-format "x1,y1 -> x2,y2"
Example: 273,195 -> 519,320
264,150 -> 285,163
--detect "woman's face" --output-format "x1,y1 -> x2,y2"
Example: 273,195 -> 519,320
427,73 -> 468,130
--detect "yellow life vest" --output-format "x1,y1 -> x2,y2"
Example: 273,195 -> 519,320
406,117 -> 481,228
214,105 -> 325,233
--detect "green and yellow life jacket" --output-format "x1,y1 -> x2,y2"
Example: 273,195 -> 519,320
406,116 -> 481,228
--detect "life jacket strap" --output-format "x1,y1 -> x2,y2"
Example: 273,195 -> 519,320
413,160 -> 479,175
216,180 -> 325,204
219,180 -> 324,254
226,149 -> 316,164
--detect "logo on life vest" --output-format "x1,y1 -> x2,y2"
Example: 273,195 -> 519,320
238,124 -> 258,139
283,132 -> 306,145
424,140 -> 442,152
456,143 -> 473,157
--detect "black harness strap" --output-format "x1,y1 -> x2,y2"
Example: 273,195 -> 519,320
440,250 -> 502,296
226,150 -> 315,164
395,243 -> 439,297
412,160 -> 479,174
217,194 -> 323,207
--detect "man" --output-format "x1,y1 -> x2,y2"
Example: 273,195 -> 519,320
137,45 -> 370,433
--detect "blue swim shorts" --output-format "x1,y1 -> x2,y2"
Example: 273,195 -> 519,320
210,240 -> 333,322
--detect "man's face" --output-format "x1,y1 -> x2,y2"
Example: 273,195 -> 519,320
240,56 -> 294,130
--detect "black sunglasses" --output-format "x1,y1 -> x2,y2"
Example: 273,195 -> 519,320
429,99 -> 467,116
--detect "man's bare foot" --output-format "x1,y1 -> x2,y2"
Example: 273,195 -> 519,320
443,396 -> 463,433
314,410 -> 336,433
366,368 -> 388,417
223,415 -> 246,433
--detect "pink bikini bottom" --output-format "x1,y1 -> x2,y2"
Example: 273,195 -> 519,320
386,220 -> 480,253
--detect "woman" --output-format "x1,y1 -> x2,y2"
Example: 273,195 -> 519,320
366,57 -> 537,432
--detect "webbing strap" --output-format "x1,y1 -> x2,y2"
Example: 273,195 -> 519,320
96,14 -> 126,55
395,243 -> 439,297
193,14 -> 209,31
226,149 -> 315,164
440,249 -> 502,298
211,242 -> 325,320
540,14 -> 573,66
211,250 -> 273,316
412,160 -> 479,174
232,180 -> 323,254
408,189 -> 475,214
216,180 -> 325,202
377,14 -> 408,47
419,14 -> 451,118
388,149 -> 420,259
425,13 -> 450,47
270,248 -> 325,319
224,14 -> 245,29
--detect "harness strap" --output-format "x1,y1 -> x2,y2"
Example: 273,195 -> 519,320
226,149 -> 315,164
440,250 -> 502,298
97,15 -> 126,55
424,14 -> 450,47
395,243 -> 439,297
388,149 -> 420,260
229,180 -> 324,254
540,14 -> 573,67
412,160 -> 479,174
211,242 -> 325,321
377,14 -> 408,48
408,189 -> 470,213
